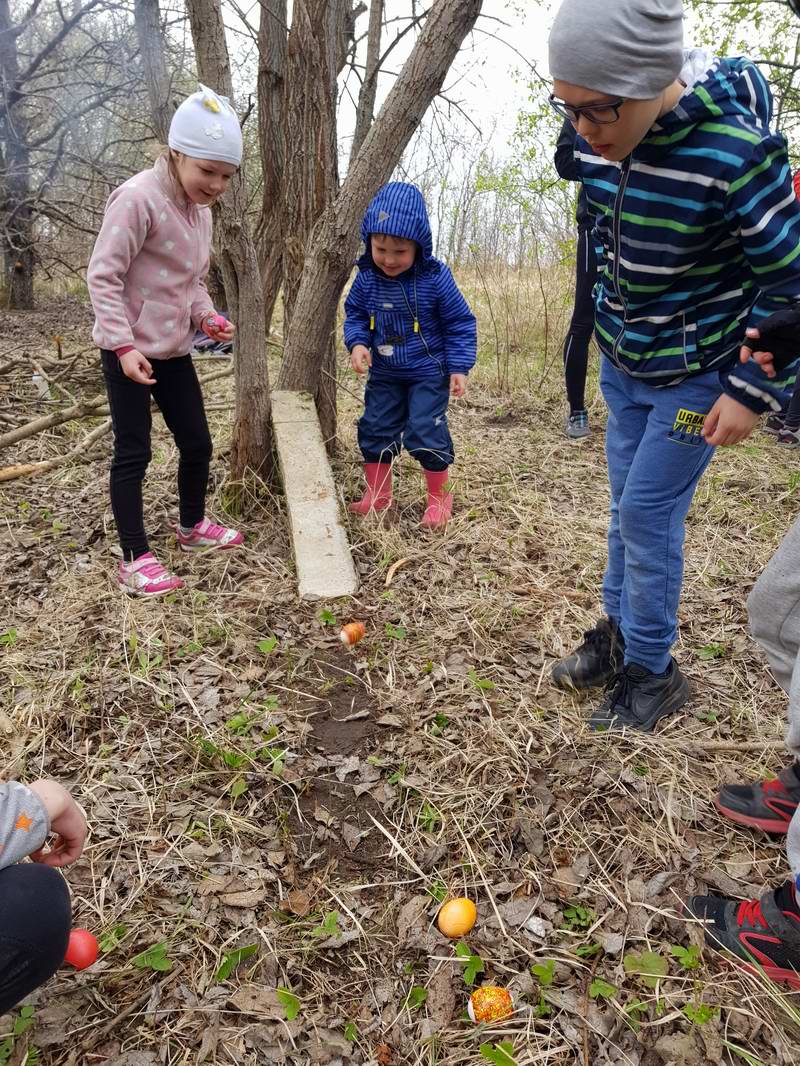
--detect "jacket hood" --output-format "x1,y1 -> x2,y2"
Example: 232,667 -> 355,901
359,182 -> 434,269
638,51 -> 773,161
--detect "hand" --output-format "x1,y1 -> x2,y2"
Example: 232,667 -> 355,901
119,349 -> 155,385
351,344 -> 372,374
203,313 -> 236,343
450,373 -> 467,398
27,780 -> 88,868
740,307 -> 800,378
702,394 -> 761,447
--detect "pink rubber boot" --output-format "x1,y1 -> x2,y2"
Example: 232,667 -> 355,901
421,469 -> 453,528
349,463 -> 393,515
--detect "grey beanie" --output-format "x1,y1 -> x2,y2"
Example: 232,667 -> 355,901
549,0 -> 685,100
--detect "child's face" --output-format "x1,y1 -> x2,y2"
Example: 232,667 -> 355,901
553,80 -> 663,162
173,153 -> 237,206
371,235 -> 417,277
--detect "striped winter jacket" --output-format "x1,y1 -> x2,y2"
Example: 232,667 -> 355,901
576,50 -> 800,412
344,182 -> 477,380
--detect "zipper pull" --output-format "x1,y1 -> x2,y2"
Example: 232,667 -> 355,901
369,314 -> 375,331
414,320 -> 419,333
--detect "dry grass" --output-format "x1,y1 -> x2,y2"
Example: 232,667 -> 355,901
1,291 -> 800,1065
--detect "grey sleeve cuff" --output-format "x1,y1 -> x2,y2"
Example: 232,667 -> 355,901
0,782 -> 50,869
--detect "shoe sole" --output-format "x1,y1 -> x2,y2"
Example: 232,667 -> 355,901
119,583 -> 183,597
589,674 -> 690,733
713,796 -> 792,835
552,666 -> 619,692
177,540 -> 243,553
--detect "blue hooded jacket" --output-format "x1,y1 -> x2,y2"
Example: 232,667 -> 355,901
575,51 -> 800,412
343,182 -> 477,379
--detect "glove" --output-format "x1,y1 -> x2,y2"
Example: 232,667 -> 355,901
747,307 -> 800,374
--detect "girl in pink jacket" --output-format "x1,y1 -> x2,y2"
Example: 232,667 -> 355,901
88,85 -> 244,597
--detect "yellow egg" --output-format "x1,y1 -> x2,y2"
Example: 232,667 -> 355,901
468,986 -> 513,1024
436,897 -> 477,938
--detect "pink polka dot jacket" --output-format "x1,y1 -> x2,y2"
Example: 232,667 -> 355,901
87,155 -> 215,360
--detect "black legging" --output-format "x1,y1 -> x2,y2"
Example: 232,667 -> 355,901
784,378 -> 800,428
101,351 -> 212,560
563,225 -> 597,414
0,864 -> 71,1014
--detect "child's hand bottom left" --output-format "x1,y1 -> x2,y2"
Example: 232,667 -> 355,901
450,373 -> 467,398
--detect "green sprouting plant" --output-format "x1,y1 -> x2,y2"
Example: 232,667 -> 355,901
132,942 -> 173,972
276,987 -> 301,1021
562,904 -> 595,932
318,608 -> 337,626
670,944 -> 702,970
623,950 -> 668,989
215,943 -> 258,982
479,1042 -> 517,1066
311,911 -> 341,938
455,941 -> 485,986
258,636 -> 278,654
467,667 -> 495,690
344,1022 -> 359,1042
419,801 -> 442,832
531,959 -> 555,986
404,986 -> 428,1010
575,942 -> 602,958
589,978 -> 617,1000
229,777 -> 248,800
385,622 -> 407,640
0,628 -> 17,646
697,642 -> 727,660
428,713 -> 450,736
683,1003 -> 718,1025
427,880 -> 447,903
99,924 -> 127,953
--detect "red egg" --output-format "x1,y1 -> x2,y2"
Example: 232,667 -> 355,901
64,928 -> 98,970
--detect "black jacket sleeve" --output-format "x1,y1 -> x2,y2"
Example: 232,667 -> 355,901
554,119 -> 579,182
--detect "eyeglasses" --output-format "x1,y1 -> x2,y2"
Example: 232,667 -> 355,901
549,93 -> 625,126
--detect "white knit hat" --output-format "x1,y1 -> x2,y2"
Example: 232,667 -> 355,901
168,84 -> 243,166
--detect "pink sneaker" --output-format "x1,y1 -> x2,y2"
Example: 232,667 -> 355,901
118,552 -> 184,597
175,516 -> 244,552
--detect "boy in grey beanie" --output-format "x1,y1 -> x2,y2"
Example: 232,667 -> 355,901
547,0 -> 800,992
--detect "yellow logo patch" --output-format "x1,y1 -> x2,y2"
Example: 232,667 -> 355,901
669,408 -> 706,445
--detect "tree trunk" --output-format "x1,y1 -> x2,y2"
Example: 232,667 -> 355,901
185,0 -> 275,487
254,0 -> 287,333
133,0 -> 174,143
348,0 -> 382,167
0,0 -> 34,309
278,0 -> 483,427
278,0 -> 345,443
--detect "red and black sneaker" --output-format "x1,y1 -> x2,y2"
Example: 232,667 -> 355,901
685,881 -> 800,990
714,762 -> 800,834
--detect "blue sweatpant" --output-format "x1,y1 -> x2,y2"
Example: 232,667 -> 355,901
358,373 -> 454,472
600,359 -> 721,673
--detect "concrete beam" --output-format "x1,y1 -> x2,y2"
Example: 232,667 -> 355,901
272,390 -> 359,601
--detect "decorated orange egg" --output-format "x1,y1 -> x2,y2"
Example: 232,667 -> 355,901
339,622 -> 366,646
468,986 -> 513,1024
437,897 -> 477,938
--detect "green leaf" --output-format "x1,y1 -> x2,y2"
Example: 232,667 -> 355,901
531,959 -> 555,987
721,1041 -> 767,1066
229,777 -> 248,799
468,667 -> 495,690
99,924 -> 127,953
344,1022 -> 358,1042
589,978 -> 617,1000
427,880 -> 447,903
318,609 -> 337,626
215,942 -> 258,982
276,987 -> 301,1021
0,628 -> 17,646
575,942 -> 602,958
623,950 -> 668,989
455,941 -> 484,986
683,1003 -> 718,1025
404,986 -> 428,1010
697,642 -> 727,661
132,942 -> 173,972
670,943 -> 702,970
312,911 -> 341,938
385,622 -> 407,640
13,1005 -> 34,1037
258,636 -> 278,654
479,1042 -> 517,1066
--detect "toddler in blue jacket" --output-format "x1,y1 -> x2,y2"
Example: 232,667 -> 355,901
344,183 -> 477,528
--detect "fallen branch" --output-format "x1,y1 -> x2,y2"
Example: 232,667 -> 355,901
0,364 -> 233,452
0,418 -> 111,482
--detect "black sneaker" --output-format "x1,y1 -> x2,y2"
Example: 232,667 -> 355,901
685,881 -> 800,990
763,413 -> 786,437
551,617 -> 625,691
588,659 -> 689,732
715,762 -> 800,835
